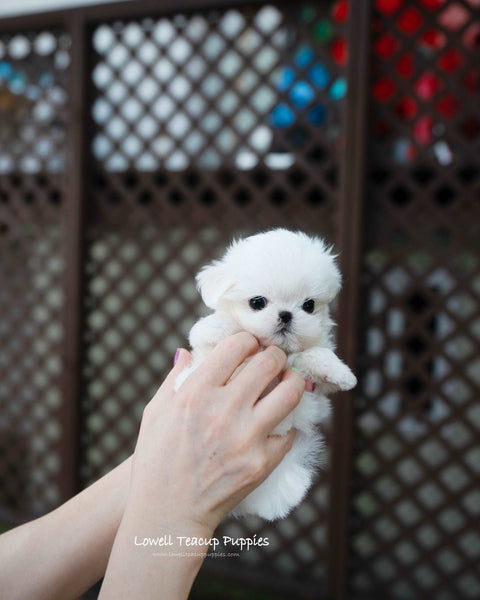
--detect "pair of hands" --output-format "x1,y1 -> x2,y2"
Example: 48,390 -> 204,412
127,332 -> 306,536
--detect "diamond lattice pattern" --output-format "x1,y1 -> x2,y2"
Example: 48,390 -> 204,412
0,177 -> 68,519
0,30 -> 70,173
83,1 -> 349,584
349,1 -> 480,598
0,30 -> 70,520
90,4 -> 347,174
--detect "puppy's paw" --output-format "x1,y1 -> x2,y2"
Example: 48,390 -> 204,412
292,347 -> 357,393
321,364 -> 357,392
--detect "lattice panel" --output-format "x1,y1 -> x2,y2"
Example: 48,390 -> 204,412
0,29 -> 70,521
349,1 -> 480,599
370,0 -> 480,166
0,30 -> 70,173
82,1 -> 349,587
0,175 -> 68,518
90,3 -> 348,174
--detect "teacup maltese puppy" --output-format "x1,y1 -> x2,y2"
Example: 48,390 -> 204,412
176,229 -> 356,520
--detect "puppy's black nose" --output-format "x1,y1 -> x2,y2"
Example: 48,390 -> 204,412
279,311 -> 292,324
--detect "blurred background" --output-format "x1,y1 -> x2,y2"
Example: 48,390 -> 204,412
0,0 -> 479,598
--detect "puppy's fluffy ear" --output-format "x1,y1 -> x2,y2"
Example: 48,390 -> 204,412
196,260 -> 234,309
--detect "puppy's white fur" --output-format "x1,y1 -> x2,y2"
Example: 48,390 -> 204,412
175,229 -> 357,520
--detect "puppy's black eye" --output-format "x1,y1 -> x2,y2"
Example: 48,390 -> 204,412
302,299 -> 315,313
249,296 -> 267,311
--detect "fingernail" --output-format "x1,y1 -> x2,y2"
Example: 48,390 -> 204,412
291,367 -> 302,376
174,348 -> 181,365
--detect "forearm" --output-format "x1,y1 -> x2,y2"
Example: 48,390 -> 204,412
99,502 -> 209,600
0,456 -> 132,600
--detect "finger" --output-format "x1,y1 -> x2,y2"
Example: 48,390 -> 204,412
153,348 -> 192,398
227,345 -> 287,406
263,428 -> 297,473
254,369 -> 305,434
186,332 -> 259,388
305,377 -> 315,393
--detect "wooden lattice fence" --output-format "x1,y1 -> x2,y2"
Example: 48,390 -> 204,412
0,1 -> 479,598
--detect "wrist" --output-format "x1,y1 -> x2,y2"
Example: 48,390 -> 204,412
100,498 -> 210,599
122,496 -> 216,549
115,503 -> 212,584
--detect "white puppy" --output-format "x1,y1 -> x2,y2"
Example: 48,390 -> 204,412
175,229 -> 356,520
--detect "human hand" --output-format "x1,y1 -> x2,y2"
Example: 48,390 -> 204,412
126,332 -> 305,536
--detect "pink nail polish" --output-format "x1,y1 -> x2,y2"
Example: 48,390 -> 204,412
174,348 -> 181,365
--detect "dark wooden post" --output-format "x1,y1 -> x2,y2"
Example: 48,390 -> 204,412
58,10 -> 88,501
327,1 -> 371,598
